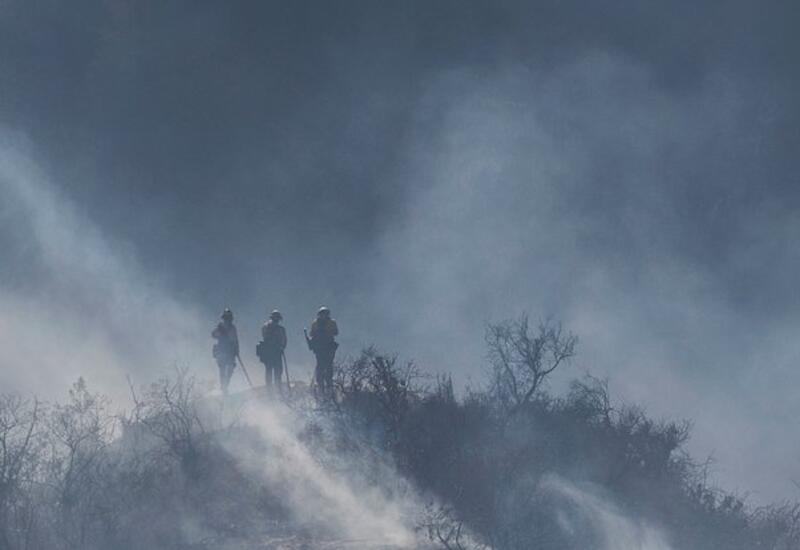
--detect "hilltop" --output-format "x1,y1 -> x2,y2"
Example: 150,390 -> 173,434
1,317 -> 798,549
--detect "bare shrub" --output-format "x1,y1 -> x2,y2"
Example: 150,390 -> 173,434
421,503 -> 490,550
334,347 -> 423,446
486,315 -> 577,415
0,395 -> 42,550
756,502 -> 800,550
129,368 -> 209,479
566,375 -> 613,426
0,321 -> 797,550
42,378 -> 116,549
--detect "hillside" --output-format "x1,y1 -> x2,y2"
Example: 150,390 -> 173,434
1,319 -> 798,549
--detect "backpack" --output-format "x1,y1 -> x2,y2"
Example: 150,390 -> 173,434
256,341 -> 265,362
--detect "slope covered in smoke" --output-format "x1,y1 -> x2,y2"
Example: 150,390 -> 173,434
3,1 -> 800,503
1,139 -> 796,548
1,344 -> 797,550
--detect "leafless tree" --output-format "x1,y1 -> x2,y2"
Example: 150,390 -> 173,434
757,502 -> 800,550
421,504 -> 490,550
0,395 -> 42,550
566,375 -> 614,426
335,347 -> 423,435
486,315 -> 577,415
44,378 -> 115,549
129,368 -> 208,478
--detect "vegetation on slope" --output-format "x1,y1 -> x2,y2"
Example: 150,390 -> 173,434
0,316 -> 797,549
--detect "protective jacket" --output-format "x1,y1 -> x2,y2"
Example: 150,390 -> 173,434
212,321 -> 239,361
262,321 -> 287,350
309,318 -> 338,351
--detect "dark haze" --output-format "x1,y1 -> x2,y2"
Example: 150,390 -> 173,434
1,1 -> 799,502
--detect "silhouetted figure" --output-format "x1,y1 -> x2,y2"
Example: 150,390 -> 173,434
258,309 -> 287,393
212,308 -> 239,394
306,306 -> 338,395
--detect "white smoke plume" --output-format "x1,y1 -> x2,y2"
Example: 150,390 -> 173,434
0,138 -> 431,547
0,134 -> 208,399
541,475 -> 675,550
222,397 -> 421,548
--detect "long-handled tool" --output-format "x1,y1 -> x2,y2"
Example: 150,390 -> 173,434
236,354 -> 254,389
282,351 -> 291,388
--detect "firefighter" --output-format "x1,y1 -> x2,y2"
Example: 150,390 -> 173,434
258,310 -> 287,392
305,306 -> 338,395
212,308 -> 239,394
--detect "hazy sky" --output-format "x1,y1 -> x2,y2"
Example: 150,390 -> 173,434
1,1 -> 799,502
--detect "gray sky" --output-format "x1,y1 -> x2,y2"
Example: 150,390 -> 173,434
1,1 -> 799,502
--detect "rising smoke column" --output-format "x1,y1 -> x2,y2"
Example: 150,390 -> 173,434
0,134 -> 208,399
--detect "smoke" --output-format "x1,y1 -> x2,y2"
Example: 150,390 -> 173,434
0,130 -> 445,547
541,475 -> 675,550
0,134 -> 208,400
223,397 -> 419,547
0,132 -> 431,546
353,55 -> 800,502
2,0 -> 800,506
